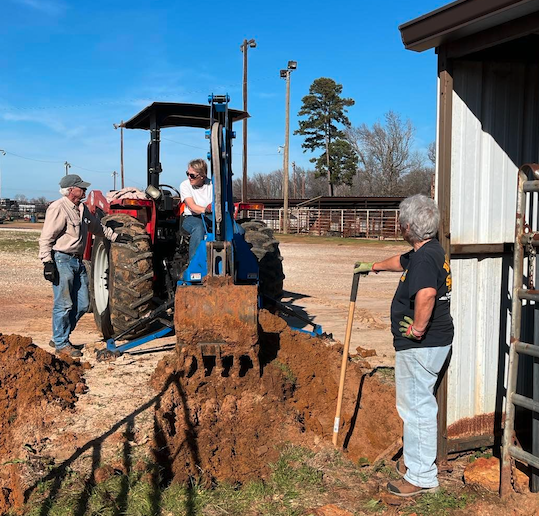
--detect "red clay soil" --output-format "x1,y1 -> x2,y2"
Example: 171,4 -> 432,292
151,310 -> 401,485
0,334 -> 88,514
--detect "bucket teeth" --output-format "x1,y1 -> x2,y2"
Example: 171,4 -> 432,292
175,277 -> 259,379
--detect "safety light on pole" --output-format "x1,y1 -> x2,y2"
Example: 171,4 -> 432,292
280,60 -> 297,235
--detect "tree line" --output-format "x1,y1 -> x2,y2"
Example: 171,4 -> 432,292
234,77 -> 434,200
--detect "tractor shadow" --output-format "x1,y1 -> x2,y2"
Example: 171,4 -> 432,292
277,290 -> 320,333
26,373 -> 201,516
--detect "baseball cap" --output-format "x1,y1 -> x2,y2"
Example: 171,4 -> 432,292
59,174 -> 91,189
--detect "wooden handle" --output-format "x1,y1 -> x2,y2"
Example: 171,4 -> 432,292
332,273 -> 360,446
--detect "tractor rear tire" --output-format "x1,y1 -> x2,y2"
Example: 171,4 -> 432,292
240,220 -> 285,302
90,214 -> 154,339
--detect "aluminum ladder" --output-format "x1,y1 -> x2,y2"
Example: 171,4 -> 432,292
501,163 -> 539,496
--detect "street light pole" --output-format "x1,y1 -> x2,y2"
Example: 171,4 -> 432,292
280,61 -> 297,234
240,38 -> 256,203
64,161 -> 71,176
0,150 -> 5,201
114,121 -> 125,189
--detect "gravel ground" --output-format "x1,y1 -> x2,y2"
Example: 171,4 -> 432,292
0,228 -> 406,366
0,228 -> 406,483
279,240 -> 407,366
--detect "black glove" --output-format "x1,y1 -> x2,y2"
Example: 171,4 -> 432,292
43,261 -> 57,283
115,234 -> 133,244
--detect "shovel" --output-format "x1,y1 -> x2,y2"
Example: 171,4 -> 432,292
332,271 -> 361,447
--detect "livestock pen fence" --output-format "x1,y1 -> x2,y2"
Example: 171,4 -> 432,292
246,208 -> 401,239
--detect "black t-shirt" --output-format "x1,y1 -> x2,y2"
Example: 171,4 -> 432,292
390,239 -> 454,351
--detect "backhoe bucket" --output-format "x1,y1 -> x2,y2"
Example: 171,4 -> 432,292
174,276 -> 259,377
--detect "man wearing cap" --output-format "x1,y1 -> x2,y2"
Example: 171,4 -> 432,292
39,174 -> 132,358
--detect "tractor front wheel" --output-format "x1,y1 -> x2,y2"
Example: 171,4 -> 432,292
90,214 -> 154,339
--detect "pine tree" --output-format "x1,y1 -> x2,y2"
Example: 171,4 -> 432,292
294,77 -> 355,196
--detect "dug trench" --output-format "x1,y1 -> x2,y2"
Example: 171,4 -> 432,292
151,310 -> 401,485
0,312 -> 401,512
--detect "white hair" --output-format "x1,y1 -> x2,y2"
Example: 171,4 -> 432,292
399,194 -> 440,243
59,187 -> 71,196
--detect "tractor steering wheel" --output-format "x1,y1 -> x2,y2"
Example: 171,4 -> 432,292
158,184 -> 181,198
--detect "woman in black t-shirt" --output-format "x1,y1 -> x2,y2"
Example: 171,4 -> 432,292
354,194 -> 453,497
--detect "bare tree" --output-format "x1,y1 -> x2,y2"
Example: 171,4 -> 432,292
427,141 -> 436,165
399,167 -> 433,197
346,111 -> 419,196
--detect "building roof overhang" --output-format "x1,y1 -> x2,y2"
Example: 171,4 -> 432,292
399,0 -> 539,52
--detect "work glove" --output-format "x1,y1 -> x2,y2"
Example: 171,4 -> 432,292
353,261 -> 374,275
115,234 -> 133,244
205,203 -> 212,214
43,261 -> 57,283
399,316 -> 425,341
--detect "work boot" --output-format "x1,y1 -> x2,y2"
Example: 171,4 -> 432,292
395,458 -> 406,477
56,344 -> 83,358
387,479 -> 439,498
49,340 -> 84,350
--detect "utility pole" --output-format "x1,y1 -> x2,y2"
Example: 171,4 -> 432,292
240,38 -> 256,203
114,121 -> 125,189
0,150 -> 5,201
64,161 -> 71,176
292,161 -> 297,198
112,170 -> 118,190
280,60 -> 297,234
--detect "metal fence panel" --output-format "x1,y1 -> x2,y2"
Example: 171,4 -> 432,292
247,208 -> 401,239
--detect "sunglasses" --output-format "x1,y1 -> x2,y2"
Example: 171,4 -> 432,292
186,171 -> 200,179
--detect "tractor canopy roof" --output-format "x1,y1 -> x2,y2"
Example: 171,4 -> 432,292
124,102 -> 249,130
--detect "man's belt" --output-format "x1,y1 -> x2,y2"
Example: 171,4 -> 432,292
55,250 -> 82,259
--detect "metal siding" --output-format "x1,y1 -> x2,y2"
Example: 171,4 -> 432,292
447,60 -> 539,430
447,258 -> 505,426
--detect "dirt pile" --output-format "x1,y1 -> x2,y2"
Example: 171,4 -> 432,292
0,334 -> 88,514
151,310 -> 401,485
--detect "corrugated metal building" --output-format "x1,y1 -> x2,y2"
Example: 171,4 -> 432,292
400,0 -> 539,457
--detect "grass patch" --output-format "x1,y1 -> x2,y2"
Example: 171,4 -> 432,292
363,498 -> 386,513
374,366 -> 395,384
0,230 -> 40,254
16,445 -> 327,516
276,233 -> 407,247
468,447 -> 493,462
402,490 -> 472,516
272,360 -> 297,384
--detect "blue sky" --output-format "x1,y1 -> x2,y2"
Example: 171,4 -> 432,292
0,0 -> 448,200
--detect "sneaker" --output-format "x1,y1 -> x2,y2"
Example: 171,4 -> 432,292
49,340 -> 84,350
396,458 -> 406,477
387,479 -> 439,498
55,344 -> 83,358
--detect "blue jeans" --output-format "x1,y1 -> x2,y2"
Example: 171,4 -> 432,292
52,252 -> 89,350
182,215 -> 211,260
395,345 -> 451,488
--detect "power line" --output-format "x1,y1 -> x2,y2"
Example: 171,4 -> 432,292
2,149 -> 114,175
3,150 -> 64,164
162,137 -> 280,157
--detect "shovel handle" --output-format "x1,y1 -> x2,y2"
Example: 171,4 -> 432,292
332,272 -> 361,446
